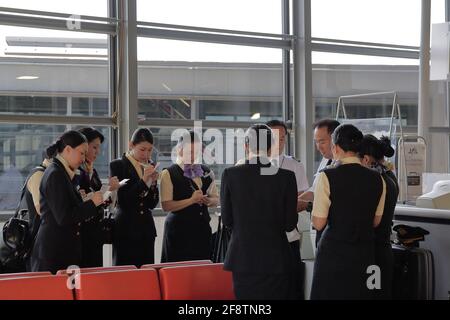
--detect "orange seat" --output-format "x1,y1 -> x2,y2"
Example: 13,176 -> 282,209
57,265 -> 137,275
159,263 -> 235,300
141,260 -> 212,270
0,271 -> 51,279
75,269 -> 161,300
0,275 -> 73,300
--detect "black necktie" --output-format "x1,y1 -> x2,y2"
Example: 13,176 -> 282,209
326,158 -> 332,166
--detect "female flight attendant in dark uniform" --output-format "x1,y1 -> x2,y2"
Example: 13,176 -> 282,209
76,127 -> 119,267
31,130 -> 104,274
310,124 -> 386,300
160,131 -> 219,262
359,135 -> 398,299
110,128 -> 159,267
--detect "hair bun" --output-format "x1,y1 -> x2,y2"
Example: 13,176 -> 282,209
380,136 -> 395,157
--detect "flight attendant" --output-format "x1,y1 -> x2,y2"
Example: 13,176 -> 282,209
310,124 -> 386,300
359,134 -> 398,299
77,127 -> 119,267
31,130 -> 104,274
160,130 -> 219,262
110,128 -> 159,267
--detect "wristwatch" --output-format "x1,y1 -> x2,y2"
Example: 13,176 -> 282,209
306,201 -> 313,213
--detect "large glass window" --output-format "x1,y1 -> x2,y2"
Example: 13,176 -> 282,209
0,6 -> 113,212
312,0 -> 445,46
312,52 -> 419,65
312,55 -> 419,171
199,100 -> 282,122
0,124 -> 111,210
136,0 -> 281,34
0,96 -> 67,115
0,27 -> 110,115
0,0 -> 108,17
137,39 -> 283,123
137,38 -> 282,63
139,98 -> 191,121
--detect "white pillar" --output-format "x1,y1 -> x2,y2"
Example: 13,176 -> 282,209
418,0 -> 431,170
293,0 -> 314,183
117,0 -> 138,155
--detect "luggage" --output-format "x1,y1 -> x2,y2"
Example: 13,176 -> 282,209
392,244 -> 434,300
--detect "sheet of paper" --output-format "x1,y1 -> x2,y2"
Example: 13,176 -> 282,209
100,184 -> 110,193
102,190 -> 112,201
119,179 -> 129,187
83,192 -> 93,202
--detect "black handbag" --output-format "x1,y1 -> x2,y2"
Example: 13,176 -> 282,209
0,209 -> 31,272
0,193 -> 33,272
211,215 -> 231,263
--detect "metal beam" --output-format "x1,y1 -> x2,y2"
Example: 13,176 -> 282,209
109,0 -> 118,160
311,42 -> 419,59
138,20 -> 295,40
293,0 -> 314,183
312,37 -> 419,50
282,0 -> 292,154
4,52 -> 107,58
447,0 -> 450,22
429,126 -> 450,133
6,36 -> 108,48
0,6 -> 118,23
139,119 -> 253,129
418,0 -> 431,170
0,114 -> 114,126
0,13 -> 116,35
116,0 -> 138,155
137,27 -> 292,50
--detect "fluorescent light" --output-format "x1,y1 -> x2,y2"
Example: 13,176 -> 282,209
16,76 -> 39,80
179,98 -> 190,108
162,83 -> 173,92
251,113 -> 261,120
6,36 -> 108,49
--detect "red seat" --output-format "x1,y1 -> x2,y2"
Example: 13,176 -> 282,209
75,269 -> 161,300
57,265 -> 137,275
159,263 -> 235,300
0,271 -> 51,279
0,275 -> 73,300
141,260 -> 212,270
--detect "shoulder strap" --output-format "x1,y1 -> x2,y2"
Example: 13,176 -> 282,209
14,165 -> 46,217
200,165 -> 213,193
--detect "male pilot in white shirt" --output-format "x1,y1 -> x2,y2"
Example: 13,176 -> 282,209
267,119 -> 309,299
298,119 -> 340,250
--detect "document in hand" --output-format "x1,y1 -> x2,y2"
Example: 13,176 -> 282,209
100,184 -> 112,201
119,179 -> 129,187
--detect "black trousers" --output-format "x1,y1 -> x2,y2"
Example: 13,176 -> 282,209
232,272 -> 291,300
289,240 -> 305,300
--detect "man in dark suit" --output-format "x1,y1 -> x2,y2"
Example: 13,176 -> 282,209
220,124 -> 298,300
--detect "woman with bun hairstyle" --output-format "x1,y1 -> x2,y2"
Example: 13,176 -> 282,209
76,127 -> 120,268
359,135 -> 399,299
310,124 -> 386,300
109,128 -> 159,267
160,130 -> 219,263
31,130 -> 105,274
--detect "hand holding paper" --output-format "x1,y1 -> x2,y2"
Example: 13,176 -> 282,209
100,184 -> 112,202
119,179 -> 129,187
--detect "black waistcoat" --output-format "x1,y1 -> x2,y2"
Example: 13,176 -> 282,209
167,164 -> 213,222
322,163 -> 383,243
375,169 -> 399,244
